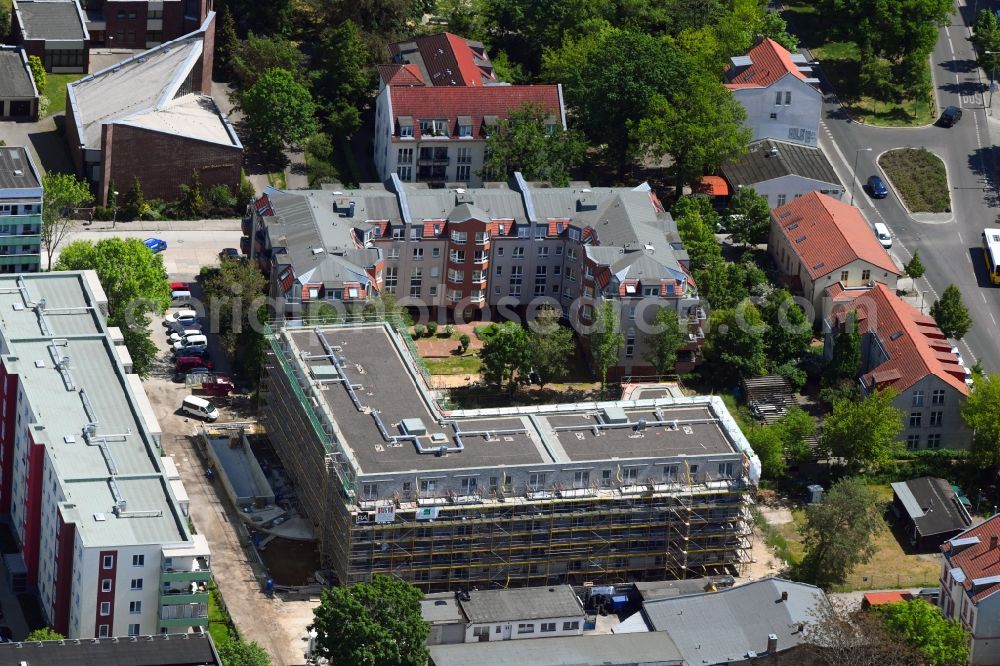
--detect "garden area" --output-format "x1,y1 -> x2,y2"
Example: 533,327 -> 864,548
878,148 -> 951,213
410,322 -> 484,376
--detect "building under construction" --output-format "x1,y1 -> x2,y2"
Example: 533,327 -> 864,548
261,322 -> 760,591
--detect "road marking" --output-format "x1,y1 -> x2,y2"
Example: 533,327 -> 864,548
958,231 -> 964,243
993,312 -> 998,327
948,37 -> 955,54
983,292 -> 989,304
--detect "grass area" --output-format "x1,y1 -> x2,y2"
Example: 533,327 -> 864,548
782,1 -> 935,126
267,170 -> 287,189
879,148 -> 951,213
208,584 -> 237,648
41,73 -> 84,117
424,355 -> 483,375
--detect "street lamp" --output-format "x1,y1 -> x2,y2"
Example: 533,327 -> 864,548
986,51 -> 1000,113
111,190 -> 119,229
850,148 -> 872,206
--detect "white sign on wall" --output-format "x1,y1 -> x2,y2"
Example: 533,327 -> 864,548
375,503 -> 396,524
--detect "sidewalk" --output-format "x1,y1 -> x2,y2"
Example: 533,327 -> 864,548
84,219 -> 241,231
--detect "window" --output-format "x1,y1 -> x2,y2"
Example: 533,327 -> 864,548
909,412 -> 922,428
99,624 -> 110,638
775,194 -> 787,207
927,433 -> 942,449
625,333 -> 635,359
459,124 -> 473,138
132,555 -> 144,567
419,119 -> 449,137
601,469 -> 611,486
512,247 -> 524,259
130,578 -> 143,590
718,462 -> 734,478
862,269 -> 871,281
410,268 -> 422,297
398,148 -> 413,164
663,465 -> 679,482
585,266 -> 594,279
400,124 -> 413,138
362,483 -> 378,499
128,10 -> 137,18
457,147 -> 472,164
100,601 -> 111,616
456,165 -> 471,181
117,10 -> 125,18
384,267 -> 398,293
517,624 -> 535,634
460,477 -> 477,492
126,31 -> 136,44
450,250 -> 466,264
537,246 -> 549,257
541,622 -> 556,632
573,470 -> 590,488
535,226 -> 546,240
840,270 -> 849,282
129,601 -> 142,614
528,472 -> 546,488
101,579 -> 112,592
392,227 -> 404,240
145,30 -> 163,45
451,231 -> 467,243
473,626 -> 489,638
431,247 -> 440,257
387,247 -> 399,260
932,389 -> 946,405
128,623 -> 140,637
563,621 -> 580,631
643,286 -> 659,296
410,226 -> 423,240
148,9 -> 163,18
412,247 -> 424,260
906,434 -> 920,450
785,91 -> 792,105
623,467 -> 639,482
912,390 -> 924,407
495,265 -> 502,276
930,411 -> 943,427
103,555 -> 114,569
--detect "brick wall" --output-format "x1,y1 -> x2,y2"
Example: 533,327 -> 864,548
192,10 -> 214,95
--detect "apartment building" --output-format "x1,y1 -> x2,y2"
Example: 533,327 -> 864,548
940,516 -> 1000,665
245,174 -> 706,377
725,38 -> 822,147
82,0 -> 212,48
261,322 -> 759,592
0,271 -> 209,638
0,147 -> 42,273
374,32 -> 565,187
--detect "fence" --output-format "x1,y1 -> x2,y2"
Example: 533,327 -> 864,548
836,572 -> 940,592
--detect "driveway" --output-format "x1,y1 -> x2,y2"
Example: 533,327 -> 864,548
807,1 -> 1000,372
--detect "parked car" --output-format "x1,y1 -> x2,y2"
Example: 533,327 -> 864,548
172,334 -> 208,352
170,281 -> 190,291
219,247 -> 240,260
168,329 -> 204,344
167,319 -> 203,334
939,106 -> 962,127
181,395 -> 219,421
176,356 -> 213,373
873,222 -> 892,249
164,309 -> 199,326
170,289 -> 193,307
144,237 -> 167,253
867,175 -> 888,199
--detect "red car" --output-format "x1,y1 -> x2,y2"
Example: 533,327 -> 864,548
170,281 -> 190,292
176,356 -> 213,372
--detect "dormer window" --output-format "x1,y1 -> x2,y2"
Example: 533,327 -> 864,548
458,115 -> 473,138
483,115 -> 499,136
398,116 -> 414,138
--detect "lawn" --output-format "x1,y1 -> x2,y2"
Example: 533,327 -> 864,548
42,73 -> 84,117
424,355 -> 483,375
879,148 -> 951,213
766,483 -> 943,591
782,1 -> 935,126
267,170 -> 287,189
208,584 -> 236,648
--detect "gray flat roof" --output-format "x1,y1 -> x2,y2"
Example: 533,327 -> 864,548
0,632 -> 221,665
0,146 -> 41,191
459,585 -> 582,623
421,593 -> 465,624
278,324 -> 742,476
14,0 -> 88,41
0,273 -> 189,547
0,47 -> 36,99
429,632 -> 684,666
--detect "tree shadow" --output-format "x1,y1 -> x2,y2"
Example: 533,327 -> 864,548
938,80 -> 987,96
966,145 -> 1000,207
233,118 -> 288,177
940,58 -> 980,74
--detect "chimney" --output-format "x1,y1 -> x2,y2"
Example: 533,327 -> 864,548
991,535 -> 998,550
767,633 -> 778,654
780,590 -> 788,602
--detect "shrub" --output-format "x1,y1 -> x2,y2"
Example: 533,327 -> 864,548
459,333 -> 471,352
414,324 -> 426,338
207,184 -> 237,210
426,321 -> 438,337
444,324 -> 455,337
93,205 -> 114,221
37,95 -> 49,117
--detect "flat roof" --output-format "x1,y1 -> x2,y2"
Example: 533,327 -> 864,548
459,585 -> 582,623
429,632 -> 683,666
276,324 -> 742,476
0,47 -> 36,99
0,146 -> 41,191
0,273 -> 189,547
0,632 -> 221,665
14,0 -> 88,41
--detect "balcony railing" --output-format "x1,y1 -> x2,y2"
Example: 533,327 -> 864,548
471,272 -> 486,284
475,234 -> 490,245
159,603 -> 208,621
469,291 -> 485,303
473,253 -> 488,265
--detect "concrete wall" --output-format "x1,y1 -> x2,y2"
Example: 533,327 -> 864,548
747,175 -> 844,208
466,614 -> 583,642
732,76 -> 822,147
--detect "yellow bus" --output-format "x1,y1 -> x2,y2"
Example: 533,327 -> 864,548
983,228 -> 1000,284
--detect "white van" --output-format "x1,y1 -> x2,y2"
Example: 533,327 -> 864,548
181,395 -> 219,421
172,334 -> 208,353
873,222 -> 892,249
171,290 -> 193,307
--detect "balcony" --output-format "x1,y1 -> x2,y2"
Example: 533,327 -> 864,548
475,233 -> 490,245
160,588 -> 210,605
471,271 -> 486,284
159,603 -> 209,628
160,556 -> 211,584
469,291 -> 485,303
473,253 -> 488,265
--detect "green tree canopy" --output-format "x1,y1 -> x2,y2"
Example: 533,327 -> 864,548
672,196 -> 724,271
974,9 -> 1000,76
962,373 -> 1000,469
773,406 -> 816,464
877,598 -> 970,666
760,289 -> 813,367
799,477 -> 884,589
27,55 -> 46,94
820,0 -> 953,63
242,68 -> 318,155
314,20 -> 372,138
218,639 -> 271,666
41,172 -> 92,270
479,321 -> 532,396
725,187 -> 771,247
54,238 -> 170,376
122,176 -> 148,221
231,33 -> 308,91
746,424 -> 786,479
311,575 -> 429,666
26,628 -> 64,641
904,249 -> 925,279
821,389 -> 903,472
825,323 -> 861,384
587,300 -> 625,391
643,307 -> 686,376
930,284 -> 972,340
480,104 -> 587,186
213,4 -> 239,79
528,309 -> 576,389
760,11 -> 798,51
197,257 -> 268,382
702,303 -> 767,383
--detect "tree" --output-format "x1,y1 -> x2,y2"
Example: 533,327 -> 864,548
41,172 -> 93,271
197,257 -> 267,354
760,11 -> 798,51
122,176 -> 147,221
26,627 -> 64,641
672,199 -> 724,271
972,8 -> 1000,78
479,104 -> 587,186
0,3 -> 9,41
760,288 -> 813,367
725,187 -> 771,247
529,310 -> 576,388
27,55 -> 46,94
225,0 -> 293,36
314,20 -> 372,138
877,598 -> 970,666
54,238 -> 170,376
858,50 -> 892,112
746,425 -> 786,479
311,574 -> 429,666
774,406 -> 816,464
701,304 -> 767,383
806,605 -> 923,666
644,307 -> 686,376
242,68 -> 318,155
230,33 -> 308,92
218,640 -> 271,666
821,389 -> 903,472
479,321 -> 532,396
962,373 -> 1000,470
930,284 -> 972,340
798,477 -> 884,588
904,249 -> 925,279
587,300 -> 625,391
898,52 -> 933,118
825,325 -> 861,384
176,170 -> 205,219
213,4 -> 239,80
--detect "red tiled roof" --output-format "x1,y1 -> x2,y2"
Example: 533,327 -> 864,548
696,176 -> 730,197
834,284 -> 970,395
389,32 -> 495,87
772,192 -> 899,279
725,38 -> 809,90
942,515 -> 1000,603
862,591 -> 913,606
823,283 -> 869,303
377,64 -> 425,87
389,85 -> 562,141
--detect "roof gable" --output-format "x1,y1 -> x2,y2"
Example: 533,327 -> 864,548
943,515 -> 1000,602
725,38 -> 810,90
722,139 -> 840,189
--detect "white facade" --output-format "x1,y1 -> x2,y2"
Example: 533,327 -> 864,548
941,556 -> 1000,664
748,175 -> 844,208
466,615 -> 584,642
731,75 -> 822,147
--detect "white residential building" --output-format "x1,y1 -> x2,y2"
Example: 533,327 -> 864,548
940,516 -> 1000,664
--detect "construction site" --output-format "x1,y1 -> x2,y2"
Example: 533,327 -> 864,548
261,321 -> 760,591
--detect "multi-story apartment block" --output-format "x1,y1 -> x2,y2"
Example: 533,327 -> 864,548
0,271 -> 209,638
82,0 -> 212,48
940,516 -> 1000,665
373,32 -> 565,187
725,38 -> 822,147
262,321 -> 759,592
246,174 -> 706,377
0,147 -> 42,273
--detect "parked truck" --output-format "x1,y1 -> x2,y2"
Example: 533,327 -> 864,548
184,373 -> 234,397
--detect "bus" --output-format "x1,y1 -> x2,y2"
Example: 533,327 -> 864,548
983,228 -> 1000,284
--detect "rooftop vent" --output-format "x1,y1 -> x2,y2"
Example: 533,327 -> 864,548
311,247 -> 325,255
400,418 -> 427,435
12,170 -> 22,177
93,512 -> 106,522
601,406 -> 628,424
890,331 -> 904,341
34,360 -> 44,368
63,435 -> 75,444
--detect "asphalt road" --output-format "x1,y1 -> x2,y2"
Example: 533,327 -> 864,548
814,0 -> 1000,371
